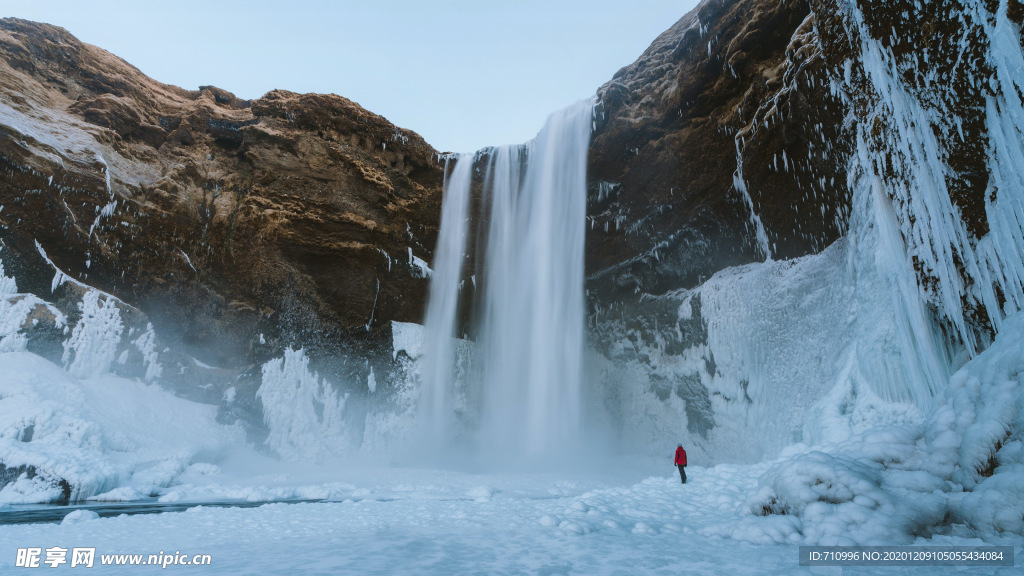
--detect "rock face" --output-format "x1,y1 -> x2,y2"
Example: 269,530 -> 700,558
587,0 -> 1023,303
587,0 -> 1024,335
583,0 -> 1024,453
0,18 -> 444,372
584,0 -> 859,442
586,0 -> 852,310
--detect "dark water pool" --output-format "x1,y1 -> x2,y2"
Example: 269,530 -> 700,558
0,498 -> 326,525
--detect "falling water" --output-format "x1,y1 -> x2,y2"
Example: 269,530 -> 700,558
418,99 -> 593,462
417,155 -> 473,450
478,100 -> 593,461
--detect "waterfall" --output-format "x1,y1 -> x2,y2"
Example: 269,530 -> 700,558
479,101 -> 592,461
418,99 -> 593,462
417,155 -> 473,450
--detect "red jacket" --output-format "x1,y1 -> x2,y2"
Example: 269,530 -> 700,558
674,446 -> 687,466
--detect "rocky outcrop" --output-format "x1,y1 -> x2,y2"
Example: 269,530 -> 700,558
586,0 -> 852,308
0,18 -> 444,374
583,0 -> 855,439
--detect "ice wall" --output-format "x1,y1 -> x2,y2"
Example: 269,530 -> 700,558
840,0 -> 1024,354
594,234 -> 937,464
62,289 -> 124,379
724,0 -> 1024,540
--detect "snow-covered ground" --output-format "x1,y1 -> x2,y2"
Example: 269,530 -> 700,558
2,459 -> 1020,575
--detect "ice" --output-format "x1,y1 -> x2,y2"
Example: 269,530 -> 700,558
0,351 -> 244,504
88,486 -> 148,502
256,348 -> 350,462
407,247 -> 433,278
745,311 -> 1024,545
61,289 -> 124,379
696,240 -> 857,461
3,2 -> 1024,567
1,319 -> 1020,570
390,320 -> 424,360
131,323 -> 162,382
1,456 -> 949,575
731,139 -> 773,260
60,509 -> 100,525
842,1 -> 1024,354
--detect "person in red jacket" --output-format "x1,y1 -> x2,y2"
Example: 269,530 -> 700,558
674,444 -> 687,484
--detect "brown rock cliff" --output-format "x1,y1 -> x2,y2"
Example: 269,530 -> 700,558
0,18 -> 444,369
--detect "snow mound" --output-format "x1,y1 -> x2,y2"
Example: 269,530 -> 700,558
0,351 -> 245,504
60,509 -> 100,525
390,321 -> 424,360
745,311 -> 1024,544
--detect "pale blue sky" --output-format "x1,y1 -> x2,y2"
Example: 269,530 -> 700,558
2,0 -> 699,152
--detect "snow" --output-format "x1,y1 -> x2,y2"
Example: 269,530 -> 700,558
60,510 -> 99,525
0,255 -> 1022,573
742,310 -> 1024,546
390,320 -> 424,360
2,459 -> 1019,574
2,3 -> 1024,571
0,351 -> 244,505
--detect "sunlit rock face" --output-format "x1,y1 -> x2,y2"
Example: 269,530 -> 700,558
0,18 -> 444,370
1,19 -> 444,358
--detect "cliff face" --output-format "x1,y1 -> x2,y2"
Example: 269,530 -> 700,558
0,18 -> 444,372
586,0 -> 852,309
583,0 -> 1024,454
587,0 -> 1024,334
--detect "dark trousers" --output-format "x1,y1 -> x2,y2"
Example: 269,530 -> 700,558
677,465 -> 687,483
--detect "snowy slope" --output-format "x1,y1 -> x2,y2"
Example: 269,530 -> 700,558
0,350 -> 244,504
